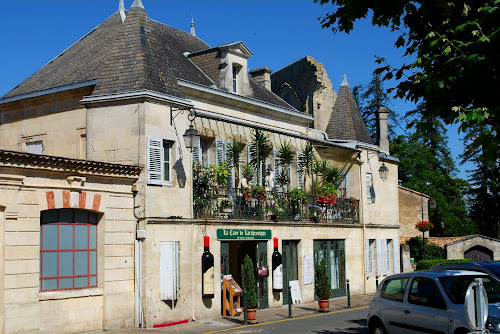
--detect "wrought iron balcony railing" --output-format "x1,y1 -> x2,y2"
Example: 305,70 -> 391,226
193,186 -> 359,224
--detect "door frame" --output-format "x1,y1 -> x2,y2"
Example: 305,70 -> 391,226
313,239 -> 346,299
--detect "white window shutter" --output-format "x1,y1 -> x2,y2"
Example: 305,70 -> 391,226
393,241 -> 400,274
215,139 -> 224,165
341,172 -> 350,197
381,240 -> 387,274
297,153 -> 303,190
192,140 -> 201,163
376,239 -> 382,276
160,241 -> 179,301
366,239 -> 370,276
147,137 -> 163,185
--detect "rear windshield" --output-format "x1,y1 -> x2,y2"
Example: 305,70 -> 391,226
439,275 -> 500,304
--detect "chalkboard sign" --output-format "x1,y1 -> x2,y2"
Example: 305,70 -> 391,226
289,280 -> 302,304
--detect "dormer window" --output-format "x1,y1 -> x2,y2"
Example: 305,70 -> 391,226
232,65 -> 240,93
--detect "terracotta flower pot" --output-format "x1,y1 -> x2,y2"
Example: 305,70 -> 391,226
318,299 -> 329,310
247,308 -> 257,321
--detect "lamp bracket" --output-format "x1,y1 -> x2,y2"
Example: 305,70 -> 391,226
170,106 -> 191,126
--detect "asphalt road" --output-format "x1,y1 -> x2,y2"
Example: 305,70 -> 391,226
202,306 -> 369,334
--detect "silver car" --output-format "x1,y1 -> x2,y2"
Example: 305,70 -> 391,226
367,270 -> 500,334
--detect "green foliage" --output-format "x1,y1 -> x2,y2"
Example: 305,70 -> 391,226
416,259 -> 472,271
405,237 -> 445,262
313,159 -> 344,186
241,255 -> 258,308
226,140 -> 245,181
289,188 -> 307,204
314,259 -> 331,300
212,162 -> 231,186
314,0 -> 500,180
298,144 -> 314,191
249,130 -> 272,183
276,141 -> 296,190
192,162 -> 216,213
355,73 -> 398,141
242,164 -> 254,180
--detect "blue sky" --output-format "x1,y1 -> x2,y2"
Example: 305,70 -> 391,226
0,0 -> 470,178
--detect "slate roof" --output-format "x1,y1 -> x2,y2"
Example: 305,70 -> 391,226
325,78 -> 372,144
1,6 -> 292,110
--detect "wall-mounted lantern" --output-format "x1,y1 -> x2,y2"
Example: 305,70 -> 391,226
183,110 -> 200,151
378,162 -> 389,181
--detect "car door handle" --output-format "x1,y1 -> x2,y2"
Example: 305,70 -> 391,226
404,310 -> 410,315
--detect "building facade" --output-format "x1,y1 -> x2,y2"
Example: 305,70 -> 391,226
0,1 -> 400,332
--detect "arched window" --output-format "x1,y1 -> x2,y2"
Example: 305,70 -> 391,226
40,209 -> 98,291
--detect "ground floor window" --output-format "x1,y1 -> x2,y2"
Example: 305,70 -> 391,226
40,209 -> 98,291
314,239 -> 346,298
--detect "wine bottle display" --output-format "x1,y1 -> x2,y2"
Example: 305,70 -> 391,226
272,237 -> 283,291
202,236 -> 215,298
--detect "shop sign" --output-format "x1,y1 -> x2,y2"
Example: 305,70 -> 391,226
217,229 -> 271,240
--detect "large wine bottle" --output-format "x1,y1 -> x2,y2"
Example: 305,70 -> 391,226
272,237 -> 283,292
202,236 -> 215,298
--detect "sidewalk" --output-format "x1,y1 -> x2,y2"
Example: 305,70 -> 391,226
99,294 -> 373,334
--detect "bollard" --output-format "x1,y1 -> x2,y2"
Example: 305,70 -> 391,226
243,290 -> 248,325
288,285 -> 293,318
346,279 -> 351,309
375,275 -> 379,289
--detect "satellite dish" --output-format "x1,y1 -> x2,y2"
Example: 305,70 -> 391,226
465,278 -> 488,331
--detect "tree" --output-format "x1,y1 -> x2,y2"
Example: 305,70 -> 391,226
298,144 -> 314,192
241,254 -> 258,309
461,125 -> 500,238
355,73 -> 398,140
249,130 -> 272,185
315,0 -> 500,167
226,140 -> 245,182
276,141 -> 296,190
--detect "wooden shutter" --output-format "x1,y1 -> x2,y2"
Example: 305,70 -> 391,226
393,241 -> 400,274
297,153 -> 303,190
147,137 -> 163,185
366,239 -> 371,276
247,145 -> 254,186
225,140 -> 234,187
192,140 -> 201,163
160,241 -> 179,301
215,139 -> 224,165
381,239 -> 387,274
341,172 -> 350,197
376,239 -> 382,276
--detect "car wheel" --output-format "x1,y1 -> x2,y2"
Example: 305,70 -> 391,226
370,321 -> 387,334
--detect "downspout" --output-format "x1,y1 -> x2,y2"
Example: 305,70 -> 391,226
191,223 -> 196,321
359,152 -> 367,295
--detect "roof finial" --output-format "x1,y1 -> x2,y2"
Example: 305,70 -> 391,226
341,73 -> 349,87
131,0 -> 145,9
119,0 -> 126,22
190,14 -> 196,36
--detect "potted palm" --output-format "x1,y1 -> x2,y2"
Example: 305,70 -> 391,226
314,258 -> 331,310
241,254 -> 258,321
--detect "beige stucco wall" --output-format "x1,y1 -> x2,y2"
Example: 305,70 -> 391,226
398,186 -> 429,238
0,167 -> 136,333
141,220 -> 399,324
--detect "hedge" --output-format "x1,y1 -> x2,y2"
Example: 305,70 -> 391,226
416,259 -> 472,271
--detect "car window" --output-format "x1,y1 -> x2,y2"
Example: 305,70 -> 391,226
408,277 -> 447,310
439,275 -> 500,304
381,277 -> 409,302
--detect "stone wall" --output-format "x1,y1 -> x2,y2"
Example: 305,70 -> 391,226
446,235 -> 500,260
398,186 -> 429,238
0,167 -> 136,333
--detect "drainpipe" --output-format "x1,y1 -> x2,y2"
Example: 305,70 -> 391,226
136,229 -> 146,328
359,152 -> 367,295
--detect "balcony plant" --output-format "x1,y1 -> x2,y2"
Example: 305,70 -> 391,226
289,188 -> 306,218
213,161 -> 231,187
276,141 -> 296,191
266,202 -> 280,222
226,140 -> 245,182
314,258 -> 331,310
218,198 -> 233,213
193,162 -> 217,216
241,254 -> 258,321
316,182 -> 339,204
308,205 -> 324,223
249,130 -> 272,184
297,144 -> 314,192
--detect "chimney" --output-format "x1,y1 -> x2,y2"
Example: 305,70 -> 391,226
249,67 -> 272,91
377,107 -> 390,154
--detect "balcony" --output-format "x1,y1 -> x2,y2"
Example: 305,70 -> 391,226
193,186 -> 359,224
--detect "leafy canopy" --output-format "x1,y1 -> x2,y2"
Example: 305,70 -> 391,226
315,0 -> 500,164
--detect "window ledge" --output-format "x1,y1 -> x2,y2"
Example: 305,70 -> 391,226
163,181 -> 174,187
39,288 -> 103,301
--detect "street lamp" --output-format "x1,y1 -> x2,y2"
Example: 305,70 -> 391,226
378,162 -> 389,181
183,110 -> 200,151
429,199 -> 437,209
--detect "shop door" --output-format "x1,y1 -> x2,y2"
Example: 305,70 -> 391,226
220,242 -> 229,315
313,240 -> 346,298
282,240 -> 299,305
257,241 -> 268,309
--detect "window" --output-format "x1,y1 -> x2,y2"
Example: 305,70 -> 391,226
40,209 -> 98,291
201,139 -> 210,167
385,240 -> 392,274
232,66 -> 239,93
367,239 -> 375,275
408,277 -> 447,309
26,140 -> 44,154
381,277 -> 409,302
147,137 -> 174,185
366,173 -> 375,203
